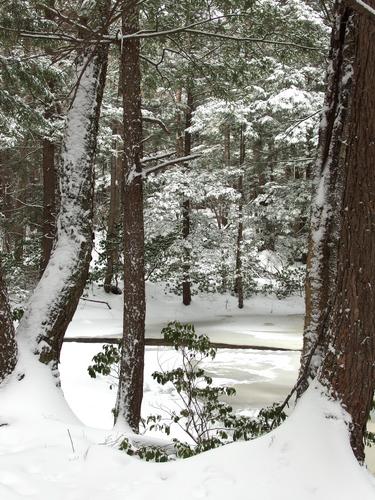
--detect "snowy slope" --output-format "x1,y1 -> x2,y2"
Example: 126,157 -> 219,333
1,285 -> 374,499
0,375 -> 374,500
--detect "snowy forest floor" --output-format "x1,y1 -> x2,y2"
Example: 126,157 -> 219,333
0,283 -> 374,499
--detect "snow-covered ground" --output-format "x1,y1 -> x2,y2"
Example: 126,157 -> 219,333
1,370 -> 375,500
1,283 -> 375,499
66,282 -> 304,349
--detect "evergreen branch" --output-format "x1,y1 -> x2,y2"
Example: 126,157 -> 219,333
37,3 -> 97,37
1,15 -> 323,53
0,25 -> 83,43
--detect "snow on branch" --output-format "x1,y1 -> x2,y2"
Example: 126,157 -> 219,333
141,150 -> 176,164
142,153 -> 202,176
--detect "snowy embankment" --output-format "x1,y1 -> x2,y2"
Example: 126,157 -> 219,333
1,284 -> 374,499
0,371 -> 374,500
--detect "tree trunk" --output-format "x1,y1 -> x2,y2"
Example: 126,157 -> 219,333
115,0 -> 145,432
298,1 -> 375,462
16,43 -> 109,374
0,152 -> 12,254
104,84 -> 122,294
40,135 -> 57,274
297,1 -> 355,395
0,257 -> 17,382
40,0 -> 58,275
182,88 -> 193,306
13,166 -> 26,264
234,126 -> 245,309
221,123 -> 230,229
219,124 -> 231,291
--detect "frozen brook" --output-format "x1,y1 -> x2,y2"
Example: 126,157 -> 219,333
62,283 -> 375,471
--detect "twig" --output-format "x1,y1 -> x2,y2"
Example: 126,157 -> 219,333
67,428 -> 75,453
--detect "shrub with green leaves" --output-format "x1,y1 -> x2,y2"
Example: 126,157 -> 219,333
88,321 -> 286,461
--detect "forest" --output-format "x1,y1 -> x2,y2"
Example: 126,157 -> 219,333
0,0 -> 375,499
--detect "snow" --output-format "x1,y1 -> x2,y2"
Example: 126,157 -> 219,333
0,372 -> 374,499
67,282 -> 304,350
355,0 -> 375,18
16,50 -> 102,362
1,284 -> 374,499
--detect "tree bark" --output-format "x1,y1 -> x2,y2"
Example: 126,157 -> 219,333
16,42 -> 109,374
297,1 -> 355,395
40,0 -> 58,275
104,80 -> 122,294
0,153 -> 11,254
40,135 -> 57,274
234,125 -> 245,309
298,0 -> 375,462
13,165 -> 26,264
182,87 -> 193,306
115,0 -> 145,432
0,257 -> 17,382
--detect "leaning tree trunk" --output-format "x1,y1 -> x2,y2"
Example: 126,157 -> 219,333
298,0 -> 375,463
16,44 -> 108,375
115,0 -> 145,432
296,1 -> 355,396
182,87 -> 193,306
0,258 -> 17,382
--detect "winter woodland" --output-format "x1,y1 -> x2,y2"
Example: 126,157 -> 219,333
0,1 -> 375,499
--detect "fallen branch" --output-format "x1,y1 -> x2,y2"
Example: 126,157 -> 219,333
80,298 -> 112,309
64,336 -> 300,351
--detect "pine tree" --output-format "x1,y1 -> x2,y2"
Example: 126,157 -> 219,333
298,0 -> 375,463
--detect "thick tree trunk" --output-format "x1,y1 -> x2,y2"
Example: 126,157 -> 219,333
16,44 -> 109,374
234,126 -> 245,309
115,0 -> 145,432
182,88 -> 193,306
0,258 -> 17,382
297,1 -> 355,395
298,1 -> 375,462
